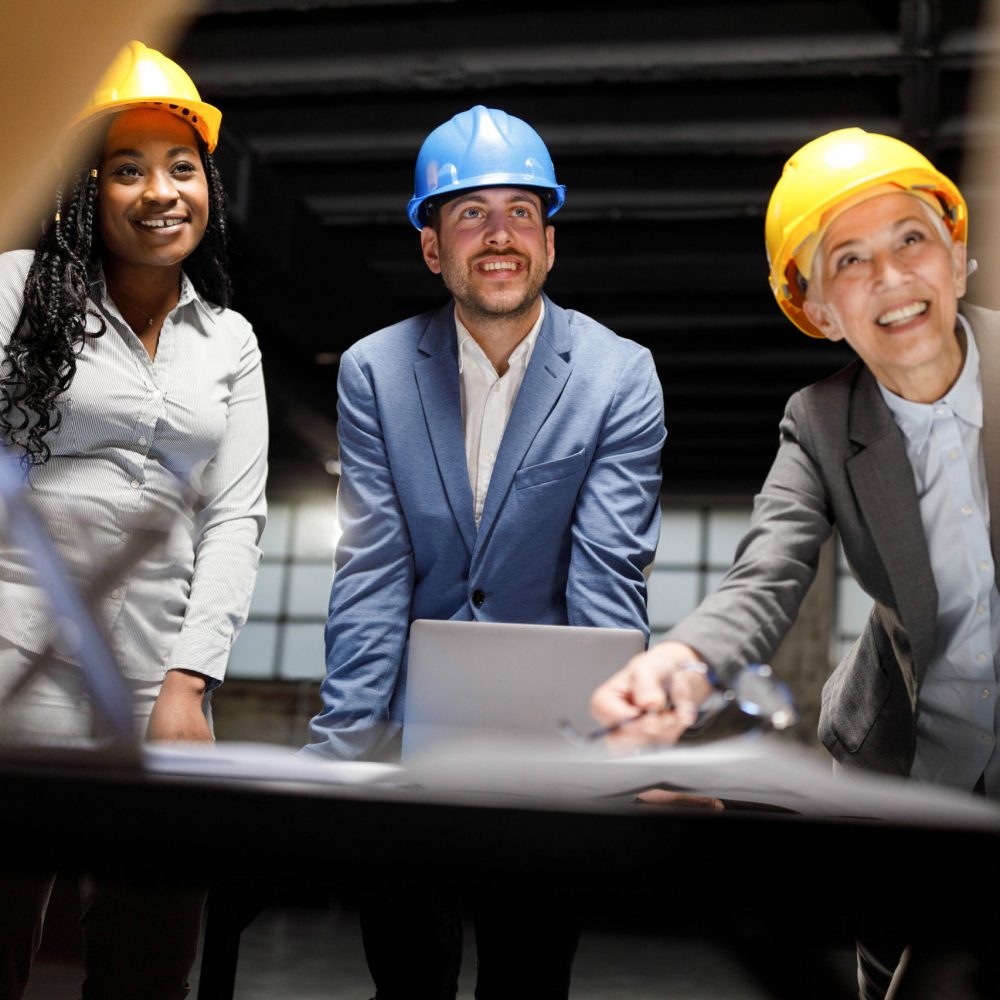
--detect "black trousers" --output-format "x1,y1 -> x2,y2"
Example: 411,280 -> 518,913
856,771 -> 999,1000
0,872 -> 205,1000
360,894 -> 580,1000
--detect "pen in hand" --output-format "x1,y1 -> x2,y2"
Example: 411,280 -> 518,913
562,662 -> 731,743
565,661 -> 796,745
559,705 -> 662,743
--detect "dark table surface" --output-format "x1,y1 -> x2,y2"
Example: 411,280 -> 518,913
2,747 -> 997,942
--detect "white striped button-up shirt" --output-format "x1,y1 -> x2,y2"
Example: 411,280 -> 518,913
0,250 -> 267,686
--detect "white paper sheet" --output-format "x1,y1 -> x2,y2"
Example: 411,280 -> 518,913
398,733 -> 1000,828
141,735 -> 1000,831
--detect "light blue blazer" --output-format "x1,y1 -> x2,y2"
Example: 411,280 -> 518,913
306,295 -> 666,759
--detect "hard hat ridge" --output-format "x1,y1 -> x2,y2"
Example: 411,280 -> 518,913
71,40 -> 222,152
407,105 -> 566,230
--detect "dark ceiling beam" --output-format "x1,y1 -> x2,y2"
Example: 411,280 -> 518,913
899,0 -> 943,148
184,42 -> 917,97
304,188 -> 772,226
248,118 -> 903,164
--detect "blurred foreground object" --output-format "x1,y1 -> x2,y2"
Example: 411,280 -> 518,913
963,0 -> 1000,308
0,449 -> 141,753
0,0 -> 195,251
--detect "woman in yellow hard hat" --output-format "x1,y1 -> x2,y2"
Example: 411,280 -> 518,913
0,41 -> 267,1000
593,128 -> 998,997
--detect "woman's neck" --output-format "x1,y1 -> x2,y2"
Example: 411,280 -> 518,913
103,257 -> 182,309
102,258 -> 183,355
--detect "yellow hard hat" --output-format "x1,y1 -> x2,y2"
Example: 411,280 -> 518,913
765,127 -> 967,338
71,40 -> 222,152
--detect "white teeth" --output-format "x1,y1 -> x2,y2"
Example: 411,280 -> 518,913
138,218 -> 184,229
877,302 -> 927,326
481,261 -> 518,271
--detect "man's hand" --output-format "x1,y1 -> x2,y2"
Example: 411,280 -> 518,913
147,669 -> 213,743
636,788 -> 725,810
589,640 -> 714,749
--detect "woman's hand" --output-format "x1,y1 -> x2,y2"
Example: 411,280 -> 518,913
147,669 -> 213,742
590,640 -> 715,750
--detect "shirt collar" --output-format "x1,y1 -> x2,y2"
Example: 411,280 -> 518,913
456,299 -> 545,376
878,313 -> 983,453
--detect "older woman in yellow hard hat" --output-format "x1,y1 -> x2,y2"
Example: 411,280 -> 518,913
0,41 -> 267,1000
592,128 -> 998,998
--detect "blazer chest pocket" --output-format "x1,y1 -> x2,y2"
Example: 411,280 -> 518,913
514,448 -> 587,490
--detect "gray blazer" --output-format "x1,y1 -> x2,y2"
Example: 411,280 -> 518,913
669,303 -> 1000,777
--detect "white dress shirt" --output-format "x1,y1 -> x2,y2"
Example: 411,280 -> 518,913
878,317 -> 1000,794
457,301 -> 545,527
0,250 -> 268,686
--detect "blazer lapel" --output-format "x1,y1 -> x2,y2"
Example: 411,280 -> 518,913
474,299 -> 572,552
845,366 -> 937,675
413,305 -> 477,555
964,304 -> 1000,582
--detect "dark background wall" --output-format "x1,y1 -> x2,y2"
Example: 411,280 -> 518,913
170,0 -> 995,499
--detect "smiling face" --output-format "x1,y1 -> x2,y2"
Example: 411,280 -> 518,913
419,186 -> 555,327
803,191 -> 967,401
97,108 -> 209,276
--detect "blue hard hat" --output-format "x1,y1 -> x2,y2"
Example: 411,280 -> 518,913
407,105 -> 566,230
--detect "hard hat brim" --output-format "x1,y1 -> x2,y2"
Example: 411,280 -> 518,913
408,179 -> 566,230
71,98 -> 222,153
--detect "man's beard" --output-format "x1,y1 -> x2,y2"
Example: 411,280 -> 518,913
438,247 -> 548,324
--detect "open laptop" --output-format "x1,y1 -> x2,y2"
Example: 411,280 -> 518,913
401,619 -> 645,758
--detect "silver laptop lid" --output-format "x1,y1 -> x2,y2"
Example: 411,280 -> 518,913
402,619 -> 645,758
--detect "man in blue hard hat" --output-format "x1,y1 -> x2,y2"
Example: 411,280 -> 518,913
303,105 -> 666,998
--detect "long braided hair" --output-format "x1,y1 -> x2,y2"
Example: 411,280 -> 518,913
3,131 -> 232,466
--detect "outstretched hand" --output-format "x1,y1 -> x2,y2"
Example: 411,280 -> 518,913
589,640 -> 715,750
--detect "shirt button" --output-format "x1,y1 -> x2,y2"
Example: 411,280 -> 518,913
977,604 -> 987,615
935,406 -> 946,416
961,505 -> 973,516
472,589 -> 485,607
138,436 -> 148,446
948,448 -> 959,461
982,689 -> 992,699
982,734 -> 994,746
978,653 -> 989,664
981,561 -> 991,573
130,479 -> 140,489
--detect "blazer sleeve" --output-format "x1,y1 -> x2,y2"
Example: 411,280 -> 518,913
566,347 -> 665,639
667,389 -> 834,685
306,348 -> 415,760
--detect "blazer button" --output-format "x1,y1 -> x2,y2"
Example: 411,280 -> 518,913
472,589 -> 485,607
